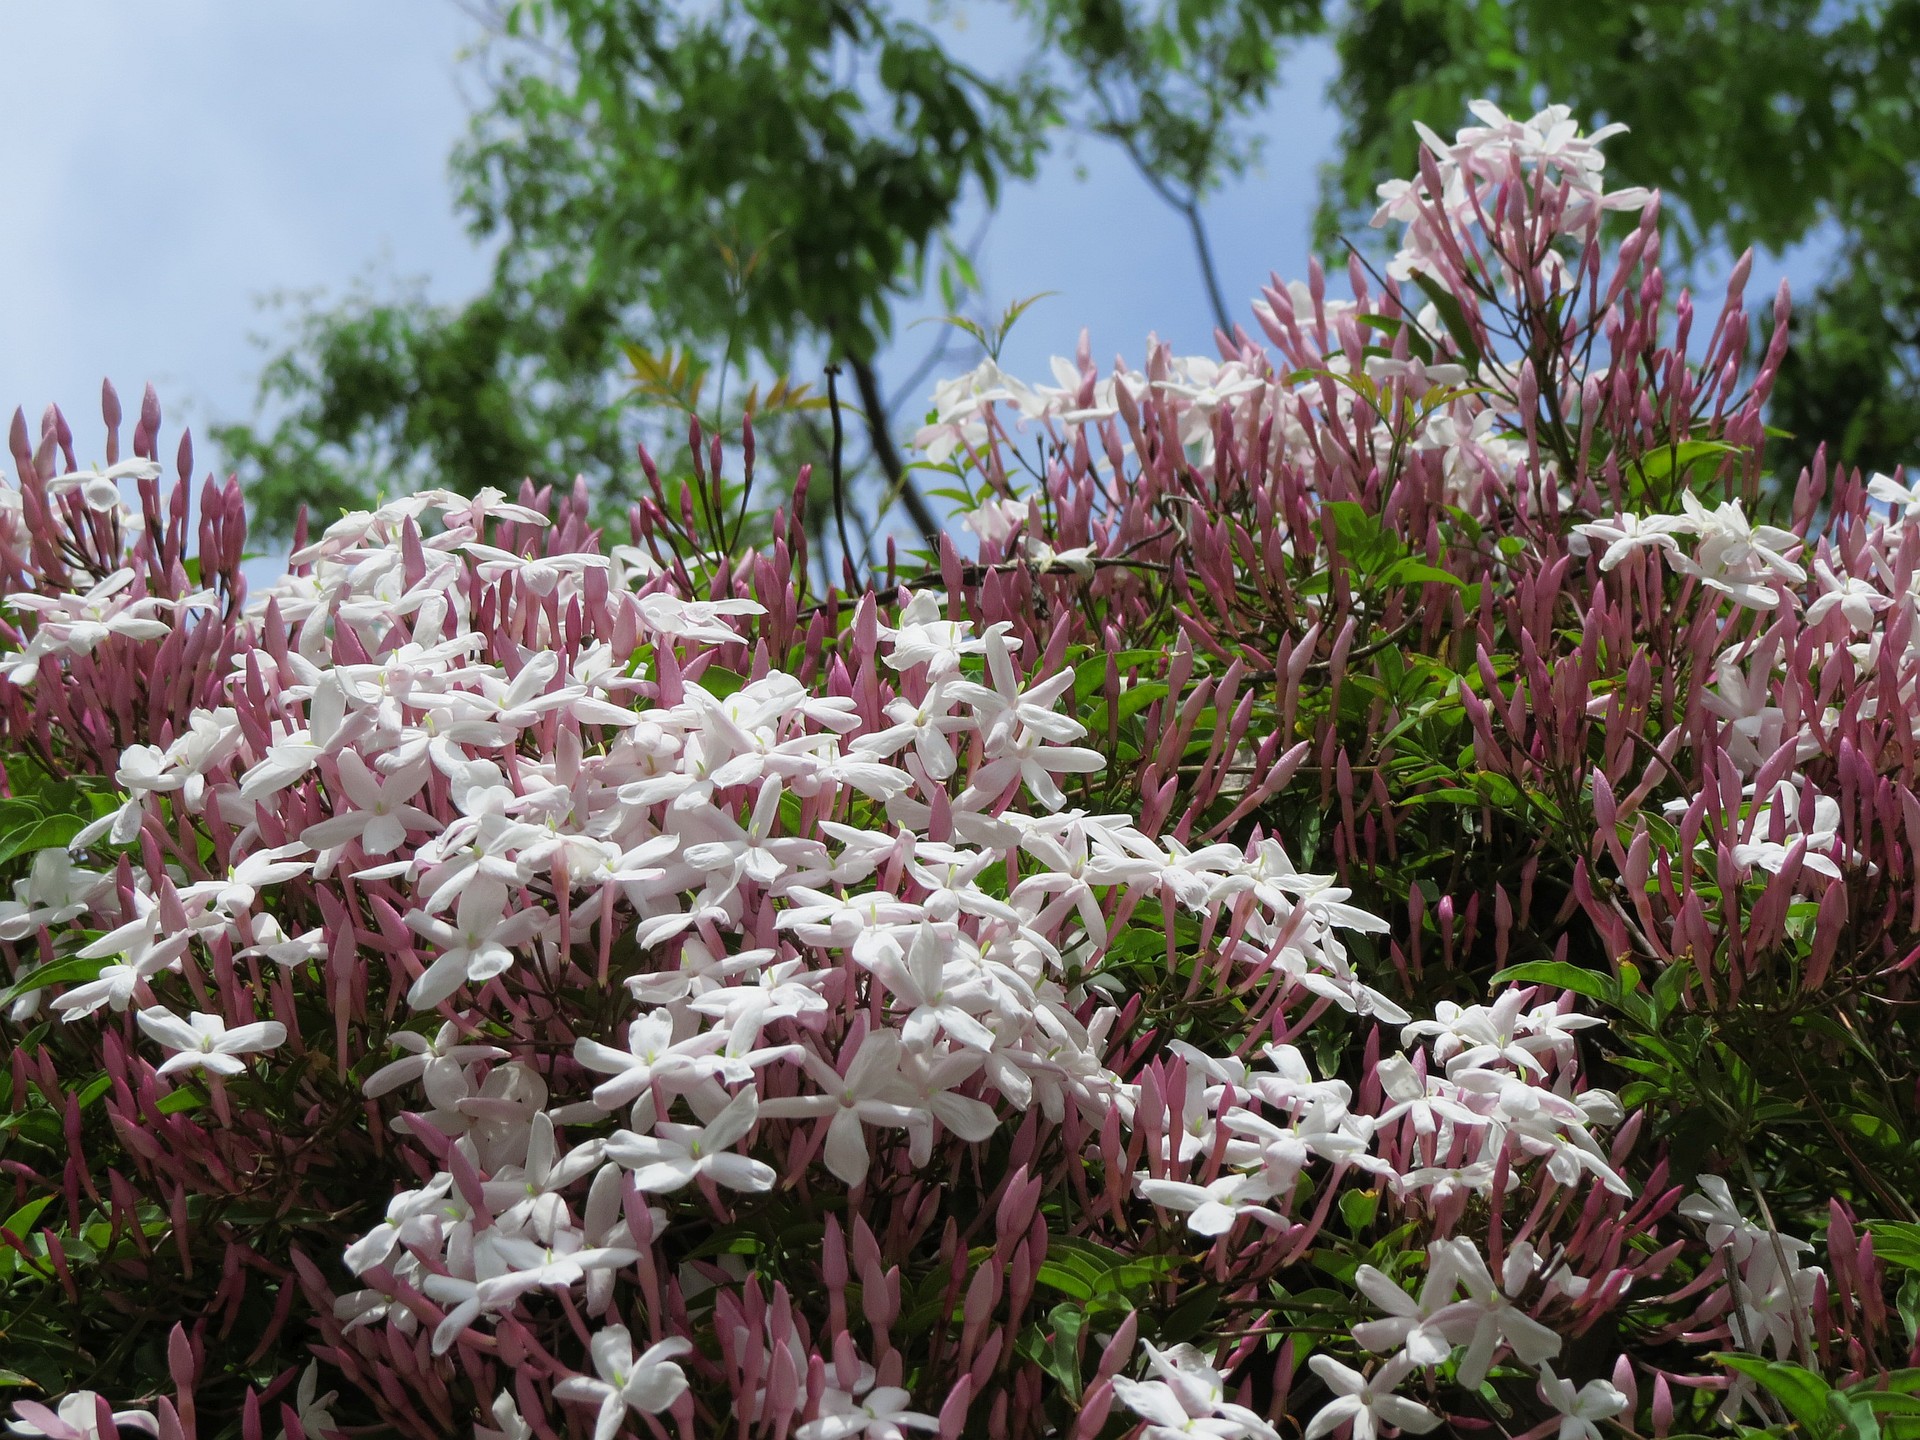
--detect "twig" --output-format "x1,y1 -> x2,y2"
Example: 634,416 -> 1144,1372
825,363 -> 858,588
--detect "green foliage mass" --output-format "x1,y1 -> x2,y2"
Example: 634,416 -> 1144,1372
221,0 -> 1920,545
218,0 -> 1320,542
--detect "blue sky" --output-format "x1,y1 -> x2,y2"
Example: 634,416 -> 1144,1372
0,4 -> 1828,509
0,5 -> 489,461
0,4 -> 1341,471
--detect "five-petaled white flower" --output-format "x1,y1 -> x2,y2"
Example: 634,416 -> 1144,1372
606,1087 -> 777,1194
1535,1362 -> 1629,1440
136,1006 -> 286,1077
1304,1355 -> 1441,1440
553,1326 -> 692,1440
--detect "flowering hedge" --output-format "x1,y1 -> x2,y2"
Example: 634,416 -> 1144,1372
1,101 -> 1916,1440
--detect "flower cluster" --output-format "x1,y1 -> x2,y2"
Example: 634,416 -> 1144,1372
13,462 -> 1583,1431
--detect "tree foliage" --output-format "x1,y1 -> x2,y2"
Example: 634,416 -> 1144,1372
223,0 -> 1920,548
219,0 -> 1321,543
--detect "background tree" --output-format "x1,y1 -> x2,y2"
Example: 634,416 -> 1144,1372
224,0 -> 1920,552
1012,0 -> 1319,333
220,0 -> 1320,555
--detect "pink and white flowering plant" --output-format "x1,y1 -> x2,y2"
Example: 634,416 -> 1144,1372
0,97 -> 1913,1440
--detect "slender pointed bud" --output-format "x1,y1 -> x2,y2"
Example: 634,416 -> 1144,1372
967,1331 -> 1003,1391
1858,1232 -> 1888,1333
1806,878 -> 1848,991
1592,769 -> 1616,838
995,1165 -> 1036,1240
1650,1372 -> 1674,1438
1611,1355 -> 1639,1415
1092,1311 -> 1137,1389
1072,1380 -> 1115,1439
831,1329 -> 862,1392
821,1220 -> 854,1344
938,1376 -> 974,1440
1829,1201 -> 1860,1315
963,1260 -> 998,1329
168,1323 -> 197,1431
1006,1239 -> 1036,1329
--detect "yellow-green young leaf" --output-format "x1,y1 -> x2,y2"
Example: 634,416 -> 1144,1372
1,1195 -> 54,1239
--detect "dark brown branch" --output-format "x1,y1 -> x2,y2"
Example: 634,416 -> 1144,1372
847,351 -> 940,543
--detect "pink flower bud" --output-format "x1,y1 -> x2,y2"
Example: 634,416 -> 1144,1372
937,1378 -> 974,1440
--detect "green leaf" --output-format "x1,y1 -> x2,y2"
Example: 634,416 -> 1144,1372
1381,557 -> 1467,590
1155,1284 -> 1221,1345
1831,1392 -> 1885,1440
1033,1235 -> 1124,1301
1470,771 -> 1522,808
1032,1259 -> 1096,1301
1340,1186 -> 1380,1235
1715,1354 -> 1838,1437
1409,271 -> 1484,372
0,814 -> 87,866
1855,1391 -> 1920,1416
1635,439 -> 1744,483
1325,501 -> 1398,566
1651,961 -> 1691,1026
75,1073 -> 112,1109
1897,1275 -> 1920,1346
1073,650 -> 1165,700
0,956 -> 106,1008
1868,1222 -> 1920,1272
1045,1303 -> 1087,1403
1396,787 -> 1482,809
1,1195 -> 54,1238
1852,1368 -> 1920,1398
1486,960 -> 1617,1004
1116,682 -> 1170,724
691,665 -> 747,701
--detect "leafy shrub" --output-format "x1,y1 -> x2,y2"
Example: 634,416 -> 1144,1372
1,101 -> 1914,1440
